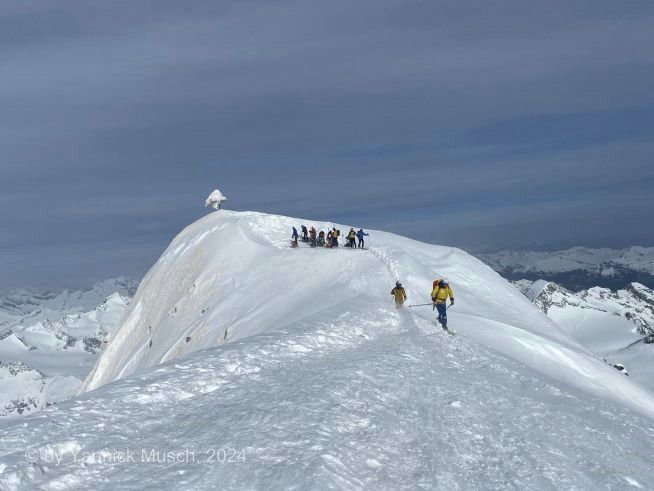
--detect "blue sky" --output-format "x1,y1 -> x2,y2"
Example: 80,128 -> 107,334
1,0 -> 653,288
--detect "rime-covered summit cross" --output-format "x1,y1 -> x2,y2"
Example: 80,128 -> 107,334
205,189 -> 227,210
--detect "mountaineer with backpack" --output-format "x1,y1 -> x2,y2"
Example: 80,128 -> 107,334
431,279 -> 454,329
331,228 -> 340,248
347,228 -> 357,248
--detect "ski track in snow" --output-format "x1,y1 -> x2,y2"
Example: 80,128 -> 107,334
1,303 -> 654,489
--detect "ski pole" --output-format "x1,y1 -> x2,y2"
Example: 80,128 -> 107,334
408,303 -> 434,308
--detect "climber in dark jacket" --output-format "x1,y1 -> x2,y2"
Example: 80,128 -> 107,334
347,228 -> 357,248
356,229 -> 369,248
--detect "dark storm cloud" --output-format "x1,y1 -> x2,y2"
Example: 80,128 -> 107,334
1,0 -> 654,288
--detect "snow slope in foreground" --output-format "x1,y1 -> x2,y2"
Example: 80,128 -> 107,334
2,308 -> 654,489
81,211 -> 654,418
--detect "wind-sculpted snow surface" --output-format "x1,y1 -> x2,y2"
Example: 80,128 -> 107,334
1,305 -> 654,489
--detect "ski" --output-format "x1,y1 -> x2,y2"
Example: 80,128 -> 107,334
434,321 -> 456,335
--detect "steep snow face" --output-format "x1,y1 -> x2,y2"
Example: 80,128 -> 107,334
514,280 -> 654,392
82,211 -> 654,419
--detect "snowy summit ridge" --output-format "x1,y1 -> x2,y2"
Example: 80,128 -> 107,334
82,211 -> 654,419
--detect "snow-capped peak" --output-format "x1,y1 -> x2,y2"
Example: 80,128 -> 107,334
514,279 -> 654,391
80,211 -> 654,421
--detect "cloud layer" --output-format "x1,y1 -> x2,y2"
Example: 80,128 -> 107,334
1,1 -> 653,288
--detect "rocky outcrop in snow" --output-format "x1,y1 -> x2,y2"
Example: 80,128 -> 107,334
514,279 -> 654,391
515,280 -> 654,341
579,283 -> 654,341
0,361 -> 44,417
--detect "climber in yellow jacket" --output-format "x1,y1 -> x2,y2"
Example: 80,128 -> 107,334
391,281 -> 407,309
431,279 -> 454,328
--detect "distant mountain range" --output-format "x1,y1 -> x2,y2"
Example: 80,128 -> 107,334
480,246 -> 654,291
0,278 -> 136,418
0,277 -> 137,327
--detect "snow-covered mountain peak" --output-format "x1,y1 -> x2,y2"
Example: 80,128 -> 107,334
79,210 -> 654,421
514,279 -> 654,390
513,279 -> 561,302
625,281 -> 654,302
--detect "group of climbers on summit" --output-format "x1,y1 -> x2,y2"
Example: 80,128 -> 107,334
291,225 -> 368,249
346,228 -> 368,248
